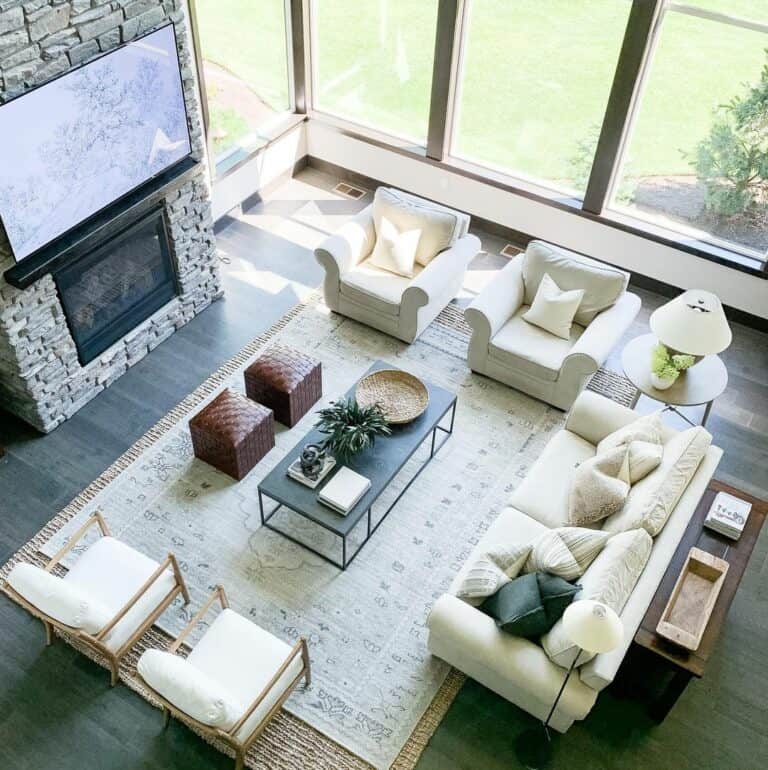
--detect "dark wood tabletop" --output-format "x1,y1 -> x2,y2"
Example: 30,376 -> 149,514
635,479 -> 767,678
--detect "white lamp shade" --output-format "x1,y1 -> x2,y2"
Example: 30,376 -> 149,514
649,289 -> 732,356
562,600 -> 623,654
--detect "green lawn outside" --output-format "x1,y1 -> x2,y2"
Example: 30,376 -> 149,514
195,1 -> 768,187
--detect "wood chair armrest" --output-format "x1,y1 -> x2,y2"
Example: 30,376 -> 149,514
229,637 -> 309,738
169,585 -> 229,654
45,511 -> 110,572
95,553 -> 188,642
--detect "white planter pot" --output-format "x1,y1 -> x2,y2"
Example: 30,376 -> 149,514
651,373 -> 677,390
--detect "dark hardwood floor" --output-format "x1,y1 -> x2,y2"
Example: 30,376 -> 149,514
0,168 -> 766,769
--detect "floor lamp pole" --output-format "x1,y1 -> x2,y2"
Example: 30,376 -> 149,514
542,649 -> 580,736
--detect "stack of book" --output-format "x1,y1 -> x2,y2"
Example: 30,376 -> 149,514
318,467 -> 371,515
704,490 -> 752,540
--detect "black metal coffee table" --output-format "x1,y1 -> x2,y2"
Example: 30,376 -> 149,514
257,360 -> 457,569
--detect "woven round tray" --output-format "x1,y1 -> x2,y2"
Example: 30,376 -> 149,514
355,369 -> 429,424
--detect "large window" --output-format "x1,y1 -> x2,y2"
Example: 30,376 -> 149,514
311,0 -> 439,142
608,3 -> 768,256
451,0 -> 631,196
194,0 -> 292,166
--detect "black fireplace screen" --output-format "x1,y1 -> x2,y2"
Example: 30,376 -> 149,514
55,207 -> 178,366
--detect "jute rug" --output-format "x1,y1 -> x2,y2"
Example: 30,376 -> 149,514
0,295 -> 637,770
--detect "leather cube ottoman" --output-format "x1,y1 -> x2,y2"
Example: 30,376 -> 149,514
190,389 -> 274,480
244,346 -> 322,428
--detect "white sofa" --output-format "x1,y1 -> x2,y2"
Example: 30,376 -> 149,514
465,241 -> 641,410
426,391 -> 722,732
315,188 -> 481,343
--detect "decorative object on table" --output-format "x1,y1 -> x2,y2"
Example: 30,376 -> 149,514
318,466 -> 372,515
244,345 -> 322,427
514,600 -> 622,769
649,342 -> 695,390
656,546 -> 729,652
189,389 -> 274,481
286,446 -> 337,489
355,368 -> 429,424
314,397 -> 391,463
703,490 -> 752,540
650,289 -> 732,361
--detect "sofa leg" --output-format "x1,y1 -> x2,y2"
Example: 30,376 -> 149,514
109,664 -> 119,687
234,749 -> 245,770
43,620 -> 54,647
162,707 -> 171,730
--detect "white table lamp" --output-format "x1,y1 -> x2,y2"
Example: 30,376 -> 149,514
649,289 -> 732,357
515,600 -> 623,769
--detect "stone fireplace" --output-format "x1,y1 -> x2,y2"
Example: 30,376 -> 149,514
0,1 -> 221,433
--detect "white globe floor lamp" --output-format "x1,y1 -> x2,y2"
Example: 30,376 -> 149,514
514,600 -> 623,769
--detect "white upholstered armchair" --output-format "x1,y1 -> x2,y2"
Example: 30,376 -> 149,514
465,241 -> 641,410
315,187 -> 481,343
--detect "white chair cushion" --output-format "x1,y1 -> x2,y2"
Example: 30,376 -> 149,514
63,537 -> 177,652
522,241 -> 628,325
489,306 -> 584,382
372,187 -> 460,268
602,426 -> 712,536
541,528 -> 652,668
523,273 -> 584,340
509,430 -> 596,528
340,259 -> 423,316
524,527 -> 610,581
567,446 -> 630,526
6,562 -> 113,634
138,650 -> 244,730
187,609 -> 303,741
596,411 -> 663,455
454,543 -> 532,600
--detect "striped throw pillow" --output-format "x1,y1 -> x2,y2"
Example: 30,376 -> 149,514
456,543 -> 532,600
525,527 -> 609,581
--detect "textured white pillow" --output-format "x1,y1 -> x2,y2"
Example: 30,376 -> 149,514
137,650 -> 244,729
624,440 -> 663,484
568,446 -> 630,526
602,426 -> 712,536
541,528 -> 652,668
522,273 -> 584,339
525,527 -> 609,581
6,562 -> 113,634
368,216 -> 421,278
596,411 -> 663,455
455,543 -> 532,600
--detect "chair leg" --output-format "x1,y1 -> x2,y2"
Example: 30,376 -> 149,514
43,621 -> 54,647
109,663 -> 119,687
234,749 -> 245,770
162,707 -> 171,730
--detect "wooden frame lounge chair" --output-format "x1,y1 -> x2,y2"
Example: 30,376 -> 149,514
1,511 -> 190,686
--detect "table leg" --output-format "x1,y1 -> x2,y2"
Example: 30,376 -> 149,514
258,489 -> 264,525
702,400 -> 714,427
649,668 -> 693,723
342,536 -> 347,571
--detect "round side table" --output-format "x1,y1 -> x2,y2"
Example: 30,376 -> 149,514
621,334 -> 727,427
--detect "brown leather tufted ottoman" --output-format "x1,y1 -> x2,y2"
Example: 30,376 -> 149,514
189,389 -> 274,480
244,346 -> 322,428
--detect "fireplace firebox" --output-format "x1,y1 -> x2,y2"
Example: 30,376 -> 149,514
54,207 -> 178,366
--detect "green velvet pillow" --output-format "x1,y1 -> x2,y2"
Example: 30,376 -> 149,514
481,572 -> 579,638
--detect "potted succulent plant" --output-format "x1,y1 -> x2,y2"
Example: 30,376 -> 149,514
314,398 -> 391,464
650,343 -> 696,390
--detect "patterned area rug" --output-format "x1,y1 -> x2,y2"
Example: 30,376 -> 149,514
1,295 -> 637,770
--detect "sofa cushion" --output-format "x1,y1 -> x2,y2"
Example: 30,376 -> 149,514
596,411 -> 663,455
522,241 -> 628,325
340,258 -> 423,316
541,529 -> 652,668
137,650 -> 244,730
522,273 -> 584,340
489,306 -> 584,382
568,446 -> 630,526
372,187 -> 460,268
509,430 -> 596,529
6,562 -> 113,634
602,426 -> 712,536
455,543 -> 532,600
525,527 -> 610,581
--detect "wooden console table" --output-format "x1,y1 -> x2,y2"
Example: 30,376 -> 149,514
633,479 -> 766,722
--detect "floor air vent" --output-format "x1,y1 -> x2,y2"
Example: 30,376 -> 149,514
501,243 -> 522,259
333,182 -> 367,200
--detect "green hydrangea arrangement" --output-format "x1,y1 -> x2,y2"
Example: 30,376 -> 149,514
651,344 -> 696,383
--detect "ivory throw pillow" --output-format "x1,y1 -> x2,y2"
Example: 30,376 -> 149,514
624,440 -> 663,484
368,216 -> 420,278
596,411 -> 663,455
568,446 -> 630,526
525,527 -> 609,581
455,543 -> 532,600
370,187 -> 459,273
541,528 -> 652,669
522,273 -> 584,340
602,426 -> 712,536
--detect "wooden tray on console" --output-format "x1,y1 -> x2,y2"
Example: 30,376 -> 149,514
656,547 -> 729,651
